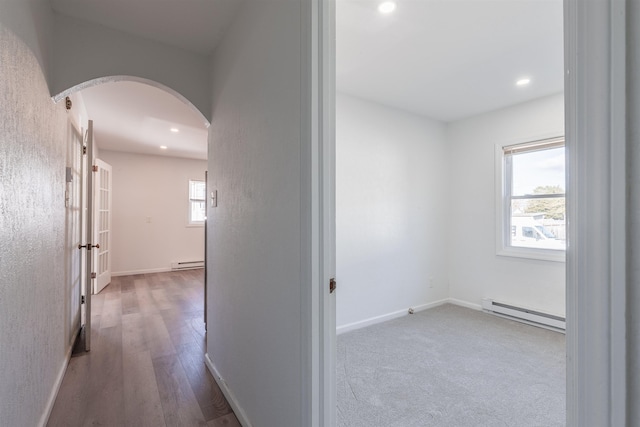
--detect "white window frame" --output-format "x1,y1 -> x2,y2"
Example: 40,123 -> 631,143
188,179 -> 206,227
495,135 -> 566,263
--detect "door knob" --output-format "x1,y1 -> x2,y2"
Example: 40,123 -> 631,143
78,243 -> 100,250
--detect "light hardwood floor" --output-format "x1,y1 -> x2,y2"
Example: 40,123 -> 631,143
48,270 -> 240,427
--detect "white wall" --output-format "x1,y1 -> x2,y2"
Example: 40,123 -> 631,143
447,93 -> 565,316
627,2 -> 640,420
206,1 -> 307,425
98,150 -> 206,276
52,13 -> 211,121
0,4 -> 77,425
336,93 -> 449,330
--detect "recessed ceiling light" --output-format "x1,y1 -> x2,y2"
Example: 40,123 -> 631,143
160,146 -> 168,150
170,127 -> 180,133
378,1 -> 396,14
516,78 -> 531,87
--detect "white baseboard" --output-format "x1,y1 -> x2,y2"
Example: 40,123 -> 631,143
205,353 -> 252,427
336,299 -> 450,335
111,267 -> 171,277
447,298 -> 482,311
413,299 -> 451,313
40,343 -> 74,427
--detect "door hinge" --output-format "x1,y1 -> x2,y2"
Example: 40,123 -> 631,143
91,272 -> 97,279
92,165 -> 98,172
81,295 -> 85,304
330,278 -> 336,294
83,145 -> 87,155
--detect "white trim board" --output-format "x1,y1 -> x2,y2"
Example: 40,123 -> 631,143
41,343 -> 74,427
205,353 -> 253,427
111,267 -> 171,277
336,299 -> 450,335
447,298 -> 482,311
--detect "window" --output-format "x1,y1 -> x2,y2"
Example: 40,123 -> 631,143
496,137 -> 566,261
188,180 -> 206,225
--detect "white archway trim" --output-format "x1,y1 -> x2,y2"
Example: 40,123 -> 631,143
565,0 -> 629,425
51,75 -> 210,128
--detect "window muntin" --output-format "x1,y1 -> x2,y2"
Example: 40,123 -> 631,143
498,137 -> 566,261
189,180 -> 206,225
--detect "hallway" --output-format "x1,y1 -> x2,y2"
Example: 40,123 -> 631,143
47,270 -> 239,427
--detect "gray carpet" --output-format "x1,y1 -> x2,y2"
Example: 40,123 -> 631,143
337,304 -> 565,427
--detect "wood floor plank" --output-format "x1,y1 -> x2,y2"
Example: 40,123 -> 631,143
122,312 -> 176,358
207,413 -> 242,427
152,288 -> 174,311
81,325 -> 125,427
136,284 -> 161,314
47,352 -> 91,427
153,354 -> 208,427
91,292 -> 105,316
123,350 -> 167,427
146,313 -> 178,357
119,275 -> 136,293
121,288 -> 140,315
47,270 -> 232,427
100,292 -> 123,329
176,343 -> 233,421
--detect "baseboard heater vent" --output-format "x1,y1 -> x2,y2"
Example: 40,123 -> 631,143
171,260 -> 204,271
481,299 -> 565,332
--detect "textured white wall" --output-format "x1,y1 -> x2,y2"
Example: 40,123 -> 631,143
97,150 -> 206,275
336,93 -> 449,329
447,93 -> 566,316
629,1 -> 640,421
0,0 -> 55,82
206,1 -> 305,425
52,13 -> 211,120
0,19 -> 75,427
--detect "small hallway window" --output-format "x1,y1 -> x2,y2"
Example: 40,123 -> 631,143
189,180 -> 206,225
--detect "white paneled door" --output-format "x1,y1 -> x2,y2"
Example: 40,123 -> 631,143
93,158 -> 112,294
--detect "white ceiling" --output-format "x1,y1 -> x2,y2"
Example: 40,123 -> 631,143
337,0 -> 564,122
80,81 -> 209,160
52,0 -> 564,160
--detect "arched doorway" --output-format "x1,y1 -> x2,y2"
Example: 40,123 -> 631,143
55,77 -> 210,352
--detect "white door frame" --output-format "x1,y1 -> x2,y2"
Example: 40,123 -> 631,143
304,0 -> 336,425
314,0 -> 634,425
564,0 -> 631,425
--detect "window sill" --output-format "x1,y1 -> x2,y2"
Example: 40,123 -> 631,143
497,246 -> 565,263
186,223 -> 204,228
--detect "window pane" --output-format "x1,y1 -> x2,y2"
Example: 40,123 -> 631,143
511,146 -> 565,197
190,201 -> 206,222
510,199 -> 566,250
190,180 -> 206,200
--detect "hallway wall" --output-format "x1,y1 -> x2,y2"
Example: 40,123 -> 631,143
206,0 -> 307,425
98,150 -> 206,276
0,7 -> 75,426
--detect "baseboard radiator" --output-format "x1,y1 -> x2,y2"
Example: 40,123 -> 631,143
171,260 -> 204,271
481,299 -> 565,332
